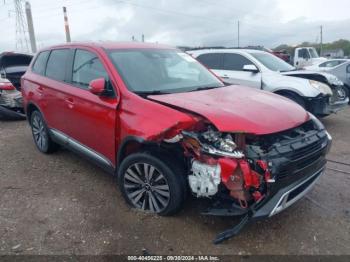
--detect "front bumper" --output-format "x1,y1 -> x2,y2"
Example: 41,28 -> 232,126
306,87 -> 349,116
252,167 -> 325,219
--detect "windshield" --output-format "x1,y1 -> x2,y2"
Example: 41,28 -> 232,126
250,52 -> 296,72
309,48 -> 319,58
108,49 -> 224,94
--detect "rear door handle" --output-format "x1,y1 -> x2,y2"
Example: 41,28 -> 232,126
37,86 -> 44,96
65,98 -> 74,109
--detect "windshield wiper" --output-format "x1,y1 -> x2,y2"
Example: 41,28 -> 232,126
192,86 -> 222,91
280,68 -> 297,72
134,90 -> 170,96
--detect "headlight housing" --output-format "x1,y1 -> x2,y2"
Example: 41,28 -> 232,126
182,126 -> 244,158
309,80 -> 332,96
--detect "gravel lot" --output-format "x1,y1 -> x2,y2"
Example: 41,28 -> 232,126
0,109 -> 349,255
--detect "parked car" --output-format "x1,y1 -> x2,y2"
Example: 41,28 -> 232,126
0,52 -> 32,120
22,42 -> 332,244
304,59 -> 350,99
189,49 -> 348,117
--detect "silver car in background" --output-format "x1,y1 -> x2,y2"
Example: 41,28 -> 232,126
305,59 -> 350,100
188,49 -> 348,117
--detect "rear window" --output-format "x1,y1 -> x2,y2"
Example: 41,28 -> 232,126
45,49 -> 70,81
32,51 -> 49,75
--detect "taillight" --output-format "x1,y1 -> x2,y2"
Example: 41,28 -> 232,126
0,82 -> 15,91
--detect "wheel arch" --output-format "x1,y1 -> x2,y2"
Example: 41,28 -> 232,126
26,102 -> 43,124
116,136 -> 186,174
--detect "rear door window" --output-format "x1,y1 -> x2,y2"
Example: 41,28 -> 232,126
32,51 -> 49,75
72,49 -> 109,89
196,53 -> 223,69
223,53 -> 254,71
45,49 -> 70,81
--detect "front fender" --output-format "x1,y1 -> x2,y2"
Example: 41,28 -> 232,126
262,73 -> 321,98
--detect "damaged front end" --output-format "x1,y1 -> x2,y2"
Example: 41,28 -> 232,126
164,114 -> 331,243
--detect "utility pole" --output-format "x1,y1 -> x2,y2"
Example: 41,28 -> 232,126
141,34 -> 144,42
62,6 -> 71,42
25,1 -> 36,53
237,20 -> 240,48
14,0 -> 29,52
320,25 -> 323,56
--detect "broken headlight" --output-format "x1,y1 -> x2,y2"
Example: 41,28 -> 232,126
309,80 -> 332,95
183,126 -> 244,158
202,126 -> 237,153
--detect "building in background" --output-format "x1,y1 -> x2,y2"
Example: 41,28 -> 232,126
322,49 -> 345,58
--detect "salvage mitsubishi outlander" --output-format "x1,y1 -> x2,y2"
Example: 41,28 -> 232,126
21,42 -> 332,244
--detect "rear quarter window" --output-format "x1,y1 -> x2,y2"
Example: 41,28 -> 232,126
45,49 -> 70,81
32,51 -> 50,75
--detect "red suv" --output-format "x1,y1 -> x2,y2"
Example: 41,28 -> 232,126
21,42 -> 331,243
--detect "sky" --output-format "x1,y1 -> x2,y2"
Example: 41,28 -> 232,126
0,0 -> 349,53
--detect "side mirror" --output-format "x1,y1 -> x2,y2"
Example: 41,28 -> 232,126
89,78 -> 105,95
243,64 -> 259,73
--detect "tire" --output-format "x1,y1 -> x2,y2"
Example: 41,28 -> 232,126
118,152 -> 186,216
282,92 -> 306,109
30,110 -> 59,153
343,85 -> 350,104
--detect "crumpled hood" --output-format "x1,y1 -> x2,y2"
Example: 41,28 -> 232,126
148,85 -> 309,135
281,70 -> 343,86
282,69 -> 332,79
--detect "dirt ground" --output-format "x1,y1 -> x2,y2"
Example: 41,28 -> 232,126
0,109 -> 349,255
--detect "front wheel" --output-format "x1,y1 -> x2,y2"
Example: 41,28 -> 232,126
118,152 -> 186,216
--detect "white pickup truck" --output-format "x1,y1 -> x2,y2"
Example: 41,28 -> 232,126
293,47 -> 327,69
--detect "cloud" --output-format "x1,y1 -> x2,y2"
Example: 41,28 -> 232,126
0,0 -> 349,52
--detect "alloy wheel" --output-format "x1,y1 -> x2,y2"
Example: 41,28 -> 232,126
123,162 -> 171,213
31,114 -> 48,151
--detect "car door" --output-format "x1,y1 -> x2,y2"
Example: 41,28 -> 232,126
62,48 -> 118,167
39,48 -> 73,131
219,53 -> 262,88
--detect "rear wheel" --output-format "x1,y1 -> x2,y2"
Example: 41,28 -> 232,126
118,152 -> 186,216
30,110 -> 59,153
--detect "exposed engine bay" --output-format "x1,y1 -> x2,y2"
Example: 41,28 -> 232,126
162,114 -> 330,243
164,114 -> 330,212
